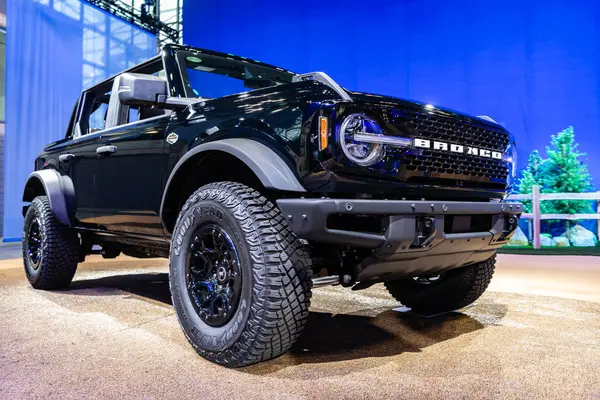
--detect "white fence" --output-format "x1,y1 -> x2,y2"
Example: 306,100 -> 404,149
506,185 -> 600,249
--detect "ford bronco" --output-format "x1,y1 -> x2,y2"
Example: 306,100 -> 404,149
21,44 -> 521,367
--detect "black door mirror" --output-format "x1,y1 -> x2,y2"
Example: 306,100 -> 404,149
117,73 -> 168,107
117,73 -> 196,110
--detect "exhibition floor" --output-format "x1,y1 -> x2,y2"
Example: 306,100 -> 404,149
0,252 -> 599,399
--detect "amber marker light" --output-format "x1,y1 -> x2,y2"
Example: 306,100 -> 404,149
319,116 -> 328,151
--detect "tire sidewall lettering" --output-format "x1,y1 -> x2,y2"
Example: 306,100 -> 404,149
23,200 -> 46,281
170,192 -> 254,353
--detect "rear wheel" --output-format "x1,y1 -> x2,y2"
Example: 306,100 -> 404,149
385,255 -> 496,315
22,196 -> 79,289
169,182 -> 312,367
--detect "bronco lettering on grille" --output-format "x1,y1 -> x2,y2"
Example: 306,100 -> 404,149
413,138 -> 502,160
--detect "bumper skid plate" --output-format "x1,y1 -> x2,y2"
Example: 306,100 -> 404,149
276,198 -> 522,282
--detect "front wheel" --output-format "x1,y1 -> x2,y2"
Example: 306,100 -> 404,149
169,182 -> 312,367
385,255 -> 496,315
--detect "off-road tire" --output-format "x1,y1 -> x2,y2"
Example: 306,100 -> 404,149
22,196 -> 79,289
169,182 -> 312,367
384,255 -> 496,315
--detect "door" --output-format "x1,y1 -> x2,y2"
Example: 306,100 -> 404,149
60,135 -> 100,225
57,87 -> 112,225
93,108 -> 172,237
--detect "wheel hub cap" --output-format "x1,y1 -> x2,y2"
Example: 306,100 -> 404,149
216,266 -> 227,282
27,219 -> 42,270
185,224 -> 242,327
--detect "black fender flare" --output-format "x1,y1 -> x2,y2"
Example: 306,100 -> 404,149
22,169 -> 76,226
160,138 -> 306,228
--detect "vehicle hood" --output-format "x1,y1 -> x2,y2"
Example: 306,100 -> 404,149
346,90 -> 506,131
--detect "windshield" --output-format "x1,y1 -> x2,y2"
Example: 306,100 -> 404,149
176,50 -> 295,99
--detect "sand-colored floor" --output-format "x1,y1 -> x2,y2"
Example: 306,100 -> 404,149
0,254 -> 599,399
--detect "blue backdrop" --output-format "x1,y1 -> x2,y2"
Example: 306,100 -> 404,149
183,0 -> 600,188
4,0 -> 156,240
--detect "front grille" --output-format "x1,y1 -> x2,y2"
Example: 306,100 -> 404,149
392,109 -> 510,152
388,109 -> 510,186
404,149 -> 509,181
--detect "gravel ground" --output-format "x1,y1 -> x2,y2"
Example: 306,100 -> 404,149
0,254 -> 599,399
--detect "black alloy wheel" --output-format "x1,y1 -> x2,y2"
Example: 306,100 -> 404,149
186,224 -> 242,327
169,181 -> 313,367
22,196 -> 79,289
27,218 -> 42,270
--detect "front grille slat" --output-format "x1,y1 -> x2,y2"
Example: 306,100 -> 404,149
391,109 -> 510,185
403,150 -> 508,180
398,111 -> 510,151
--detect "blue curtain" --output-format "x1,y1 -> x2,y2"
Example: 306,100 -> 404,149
4,0 -> 156,240
183,0 -> 600,190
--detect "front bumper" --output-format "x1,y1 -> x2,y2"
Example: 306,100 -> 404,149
276,198 -> 522,281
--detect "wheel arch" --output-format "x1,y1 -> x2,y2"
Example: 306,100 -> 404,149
160,138 -> 306,234
22,169 -> 76,226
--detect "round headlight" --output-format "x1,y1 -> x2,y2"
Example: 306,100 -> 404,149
338,113 -> 385,166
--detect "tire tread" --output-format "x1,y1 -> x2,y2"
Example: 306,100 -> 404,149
385,255 -> 496,314
170,182 -> 312,367
23,196 -> 79,290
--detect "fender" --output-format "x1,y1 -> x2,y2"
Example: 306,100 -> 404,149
22,169 -> 76,226
160,138 -> 306,227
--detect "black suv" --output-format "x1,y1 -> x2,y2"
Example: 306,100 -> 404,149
21,44 -> 522,367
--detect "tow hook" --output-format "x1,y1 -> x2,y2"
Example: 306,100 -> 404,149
412,216 -> 436,247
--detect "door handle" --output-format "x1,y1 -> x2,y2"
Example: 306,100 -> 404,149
59,153 -> 75,163
96,145 -> 117,155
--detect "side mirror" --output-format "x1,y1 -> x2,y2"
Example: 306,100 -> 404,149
117,73 -> 197,110
117,73 -> 168,107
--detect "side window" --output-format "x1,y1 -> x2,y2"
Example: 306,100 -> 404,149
75,78 -> 113,138
126,105 -> 167,123
88,94 -> 110,133
73,59 -> 169,138
128,107 -> 140,124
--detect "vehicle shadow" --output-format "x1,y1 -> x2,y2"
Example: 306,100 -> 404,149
243,308 -> 490,375
70,272 -> 173,305
70,272 -> 506,373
